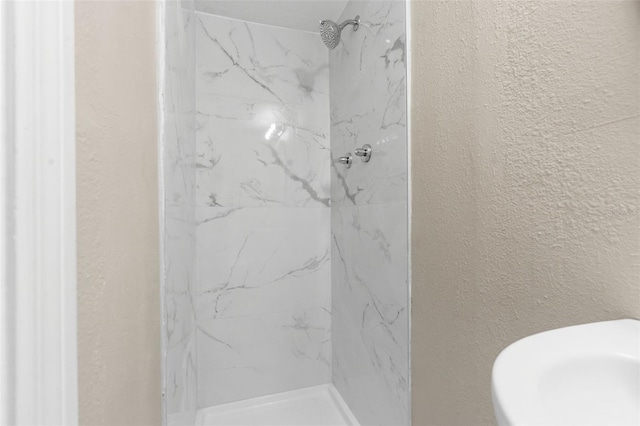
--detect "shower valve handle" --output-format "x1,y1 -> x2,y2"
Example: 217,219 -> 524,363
354,144 -> 372,162
338,154 -> 353,168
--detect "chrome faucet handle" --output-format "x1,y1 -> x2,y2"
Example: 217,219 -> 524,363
354,144 -> 372,162
338,154 -> 353,168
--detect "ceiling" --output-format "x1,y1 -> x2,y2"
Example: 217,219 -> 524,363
194,0 -> 349,32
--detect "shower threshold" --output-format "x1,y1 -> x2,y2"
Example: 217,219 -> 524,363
196,384 -> 360,426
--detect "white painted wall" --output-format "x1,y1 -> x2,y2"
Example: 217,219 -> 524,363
1,2 -> 77,424
411,1 -> 640,424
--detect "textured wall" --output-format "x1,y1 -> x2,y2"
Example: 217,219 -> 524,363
76,2 -> 161,424
330,1 -> 410,424
411,1 -> 640,424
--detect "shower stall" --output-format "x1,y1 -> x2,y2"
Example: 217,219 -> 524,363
160,1 -> 410,424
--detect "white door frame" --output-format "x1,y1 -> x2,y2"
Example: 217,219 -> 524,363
0,1 -> 78,424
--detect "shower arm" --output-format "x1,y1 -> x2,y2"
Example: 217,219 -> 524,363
339,18 -> 360,32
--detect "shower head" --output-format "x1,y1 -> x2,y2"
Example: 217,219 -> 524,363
319,15 -> 360,50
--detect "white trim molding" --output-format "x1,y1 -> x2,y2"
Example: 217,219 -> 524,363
0,1 -> 78,425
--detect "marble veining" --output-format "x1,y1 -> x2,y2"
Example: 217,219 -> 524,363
164,2 -> 408,423
195,94 -> 330,208
195,12 -> 331,409
196,307 -> 331,406
195,207 -> 330,321
163,1 -> 198,425
196,13 -> 329,108
331,203 -> 409,425
330,0 -> 407,207
330,1 -> 410,425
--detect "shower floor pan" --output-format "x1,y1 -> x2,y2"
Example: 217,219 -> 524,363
196,384 -> 360,426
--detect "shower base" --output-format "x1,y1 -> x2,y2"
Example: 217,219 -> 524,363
195,384 -> 359,426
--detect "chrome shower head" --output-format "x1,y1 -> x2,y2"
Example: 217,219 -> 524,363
319,15 -> 359,50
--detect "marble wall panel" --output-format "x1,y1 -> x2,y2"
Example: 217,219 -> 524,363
197,307 -> 331,405
164,2 -> 409,420
331,203 -> 409,425
195,94 -> 330,209
196,14 -> 329,109
330,0 -> 407,207
329,1 -> 410,425
163,1 -> 198,425
194,12 -> 331,409
195,206 -> 330,320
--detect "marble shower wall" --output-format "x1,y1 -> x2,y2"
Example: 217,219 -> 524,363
194,13 -> 331,408
329,1 -> 409,425
162,1 -> 198,425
